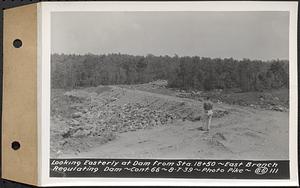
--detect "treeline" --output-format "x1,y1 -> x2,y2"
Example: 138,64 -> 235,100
51,53 -> 289,92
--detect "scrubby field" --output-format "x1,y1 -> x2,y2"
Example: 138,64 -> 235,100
50,80 -> 289,160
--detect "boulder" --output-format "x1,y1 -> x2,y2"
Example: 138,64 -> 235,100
72,112 -> 82,118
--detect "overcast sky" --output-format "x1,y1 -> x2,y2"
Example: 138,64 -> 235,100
51,11 -> 289,60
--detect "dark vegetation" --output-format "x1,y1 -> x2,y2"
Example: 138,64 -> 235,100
51,53 -> 289,92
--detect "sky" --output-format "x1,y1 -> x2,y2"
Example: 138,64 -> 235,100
51,11 -> 289,60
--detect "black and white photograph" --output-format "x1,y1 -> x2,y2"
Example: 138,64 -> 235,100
50,10 -> 290,161
0,1 -> 297,187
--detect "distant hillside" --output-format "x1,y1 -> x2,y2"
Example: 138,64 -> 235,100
51,53 -> 289,92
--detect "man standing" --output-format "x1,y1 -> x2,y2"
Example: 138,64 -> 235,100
203,97 -> 213,131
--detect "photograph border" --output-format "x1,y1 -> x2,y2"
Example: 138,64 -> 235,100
38,1 -> 298,186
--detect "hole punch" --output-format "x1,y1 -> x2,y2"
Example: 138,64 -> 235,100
11,141 -> 21,150
13,39 -> 22,48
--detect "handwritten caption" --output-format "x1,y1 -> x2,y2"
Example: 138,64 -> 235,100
50,159 -> 288,178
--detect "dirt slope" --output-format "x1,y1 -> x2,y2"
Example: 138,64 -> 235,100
54,85 -> 288,160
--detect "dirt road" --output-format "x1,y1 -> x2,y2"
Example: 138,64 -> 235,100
59,97 -> 288,160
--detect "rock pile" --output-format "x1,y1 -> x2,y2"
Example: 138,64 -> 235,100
52,86 -> 232,141
54,93 -> 178,140
138,79 -> 168,89
269,105 -> 288,112
174,89 -> 289,112
50,85 -> 231,157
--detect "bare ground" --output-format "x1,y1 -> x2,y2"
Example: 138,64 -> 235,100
59,107 -> 288,160
51,82 -> 288,160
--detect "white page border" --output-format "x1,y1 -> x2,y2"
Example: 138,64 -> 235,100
38,1 -> 298,186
